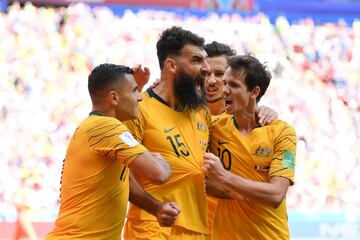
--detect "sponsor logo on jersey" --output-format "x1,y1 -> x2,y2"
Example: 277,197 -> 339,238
164,127 -> 175,133
254,165 -> 270,172
199,140 -> 207,148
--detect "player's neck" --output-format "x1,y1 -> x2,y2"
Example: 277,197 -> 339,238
207,99 -> 225,116
153,77 -> 184,111
91,102 -> 115,118
233,112 -> 259,135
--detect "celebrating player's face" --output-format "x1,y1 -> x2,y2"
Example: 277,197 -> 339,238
222,68 -> 252,115
205,56 -> 228,103
173,68 -> 206,109
173,44 -> 208,109
115,74 -> 142,121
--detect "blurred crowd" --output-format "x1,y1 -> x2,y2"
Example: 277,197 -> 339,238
191,0 -> 255,11
0,2 -> 359,222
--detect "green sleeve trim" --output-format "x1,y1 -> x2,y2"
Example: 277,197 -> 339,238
283,150 -> 295,170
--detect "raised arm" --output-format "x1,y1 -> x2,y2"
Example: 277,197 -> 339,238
133,64 -> 150,92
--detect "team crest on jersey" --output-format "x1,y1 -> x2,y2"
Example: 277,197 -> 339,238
197,122 -> 207,132
253,146 -> 272,157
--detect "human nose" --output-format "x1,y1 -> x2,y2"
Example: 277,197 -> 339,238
208,74 -> 216,85
201,61 -> 210,75
222,83 -> 229,96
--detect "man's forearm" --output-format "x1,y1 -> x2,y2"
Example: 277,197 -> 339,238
129,173 -> 161,216
221,172 -> 290,208
206,177 -> 232,199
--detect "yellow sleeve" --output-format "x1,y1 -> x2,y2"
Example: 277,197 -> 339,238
269,121 -> 296,185
124,106 -> 145,143
87,118 -> 147,167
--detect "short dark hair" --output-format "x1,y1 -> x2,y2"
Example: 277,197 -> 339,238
228,54 -> 271,102
156,26 -> 205,70
88,63 -> 134,100
204,41 -> 236,58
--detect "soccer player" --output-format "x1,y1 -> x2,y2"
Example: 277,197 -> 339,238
204,41 -> 236,116
124,26 -> 211,239
204,41 -> 278,238
203,54 -> 296,240
204,41 -> 277,123
204,41 -> 235,240
46,64 -> 177,239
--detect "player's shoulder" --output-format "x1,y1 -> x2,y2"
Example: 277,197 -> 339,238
137,89 -> 160,113
81,115 -> 125,131
127,90 -> 151,122
212,113 -> 232,127
191,106 -> 214,126
141,89 -> 152,100
269,119 -> 293,127
137,90 -> 152,107
195,105 -> 211,118
269,119 -> 296,135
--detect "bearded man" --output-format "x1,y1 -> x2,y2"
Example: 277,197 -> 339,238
124,26 -> 211,240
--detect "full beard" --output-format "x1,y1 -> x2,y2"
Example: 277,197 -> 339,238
173,70 -> 206,110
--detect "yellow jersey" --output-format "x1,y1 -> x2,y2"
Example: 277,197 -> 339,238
125,89 -> 211,234
207,111 -> 227,238
46,114 -> 146,239
209,115 -> 296,240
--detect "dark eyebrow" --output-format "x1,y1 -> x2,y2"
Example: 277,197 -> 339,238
192,55 -> 203,61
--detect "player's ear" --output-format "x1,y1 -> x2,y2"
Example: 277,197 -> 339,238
108,90 -> 119,105
251,86 -> 260,100
247,87 -> 259,113
165,58 -> 178,73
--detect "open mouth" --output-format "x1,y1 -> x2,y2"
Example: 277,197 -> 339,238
206,87 -> 218,94
196,78 -> 204,91
224,99 -> 233,109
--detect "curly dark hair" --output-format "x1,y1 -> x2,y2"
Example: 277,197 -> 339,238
156,26 -> 205,70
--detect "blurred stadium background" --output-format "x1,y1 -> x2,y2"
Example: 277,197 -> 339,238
0,0 -> 359,239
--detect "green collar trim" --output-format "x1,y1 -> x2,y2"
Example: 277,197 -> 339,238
89,111 -> 102,116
